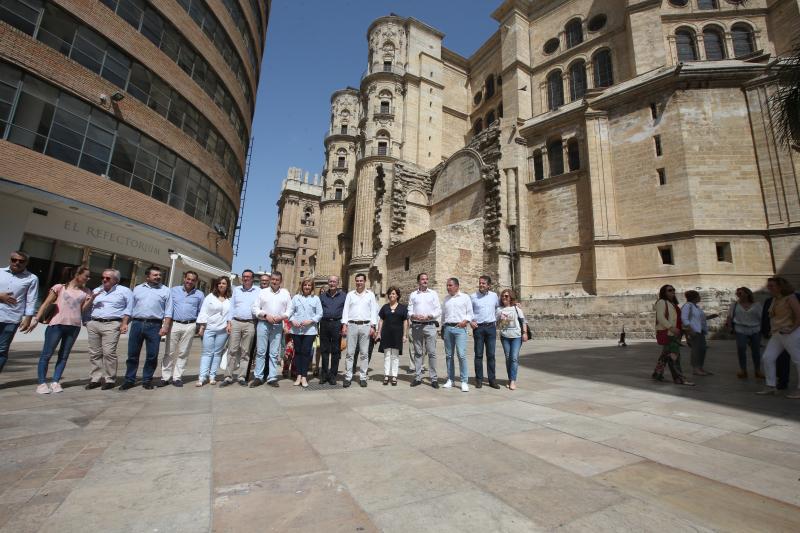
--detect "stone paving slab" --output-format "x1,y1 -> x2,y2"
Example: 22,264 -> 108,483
1,337 -> 799,532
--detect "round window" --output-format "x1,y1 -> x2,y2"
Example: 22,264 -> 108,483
669,0 -> 688,6
587,14 -> 607,32
543,38 -> 560,55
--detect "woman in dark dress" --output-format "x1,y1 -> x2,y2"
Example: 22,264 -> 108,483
376,286 -> 408,386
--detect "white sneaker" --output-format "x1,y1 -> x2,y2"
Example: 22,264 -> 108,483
36,383 -> 51,394
50,382 -> 63,393
442,379 -> 453,388
461,382 -> 469,392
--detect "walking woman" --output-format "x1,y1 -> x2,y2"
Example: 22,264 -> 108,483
726,287 -> 763,379
652,285 -> 693,386
290,277 -> 322,388
196,276 -> 232,386
497,289 -> 528,390
376,286 -> 408,386
757,277 -> 800,398
30,266 -> 92,394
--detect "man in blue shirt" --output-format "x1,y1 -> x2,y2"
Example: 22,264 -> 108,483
121,265 -> 172,390
160,271 -> 203,387
319,275 -> 346,385
85,268 -> 133,390
470,275 -> 501,389
220,269 -> 260,387
0,251 -> 39,373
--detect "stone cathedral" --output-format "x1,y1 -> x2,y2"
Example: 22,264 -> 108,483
271,0 -> 800,337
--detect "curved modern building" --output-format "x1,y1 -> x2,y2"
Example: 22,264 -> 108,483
0,0 -> 269,292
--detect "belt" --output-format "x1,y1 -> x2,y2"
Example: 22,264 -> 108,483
173,319 -> 195,324
133,318 -> 161,324
444,322 -> 461,327
412,321 -> 434,325
232,317 -> 254,322
322,317 -> 341,321
477,321 -> 496,327
91,317 -> 121,323
348,320 -> 370,325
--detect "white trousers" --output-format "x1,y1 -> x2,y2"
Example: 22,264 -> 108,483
762,328 -> 800,388
383,348 -> 400,377
162,322 -> 196,380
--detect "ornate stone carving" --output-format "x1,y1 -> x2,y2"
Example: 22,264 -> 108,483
372,164 -> 386,253
388,161 -> 431,245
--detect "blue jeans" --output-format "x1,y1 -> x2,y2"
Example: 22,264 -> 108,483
125,320 -> 162,383
735,332 -> 761,372
199,329 -> 228,380
0,321 -> 20,373
37,324 -> 80,384
473,324 -> 497,381
501,336 -> 522,381
255,321 -> 283,381
443,325 -> 468,382
292,334 -> 315,377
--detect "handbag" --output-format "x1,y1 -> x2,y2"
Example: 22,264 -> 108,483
655,299 -> 673,345
515,307 -> 532,341
219,349 -> 229,371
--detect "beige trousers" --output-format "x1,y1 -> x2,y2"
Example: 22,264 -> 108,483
87,320 -> 122,383
162,322 -> 197,380
226,320 -> 255,380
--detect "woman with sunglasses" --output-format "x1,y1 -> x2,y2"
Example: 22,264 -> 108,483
496,289 -> 527,390
196,276 -> 232,386
29,266 -> 92,394
652,285 -> 693,386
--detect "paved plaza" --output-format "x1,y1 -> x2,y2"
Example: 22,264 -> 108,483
1,336 -> 799,532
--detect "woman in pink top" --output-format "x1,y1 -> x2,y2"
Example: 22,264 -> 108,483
29,266 -> 92,394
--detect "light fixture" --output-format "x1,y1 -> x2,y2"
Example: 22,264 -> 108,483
99,93 -> 109,104
111,91 -> 125,102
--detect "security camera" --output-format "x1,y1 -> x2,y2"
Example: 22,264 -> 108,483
213,223 -> 228,239
111,91 -> 125,102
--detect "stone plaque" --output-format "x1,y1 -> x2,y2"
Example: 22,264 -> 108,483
431,151 -> 482,204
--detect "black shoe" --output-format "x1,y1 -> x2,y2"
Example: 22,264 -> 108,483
85,381 -> 101,390
319,375 -> 328,385
431,380 -> 439,389
101,382 -> 115,390
249,378 -> 263,388
360,380 -> 368,388
157,379 -> 170,388
328,375 -> 337,386
267,380 -> 279,388
172,380 -> 183,388
651,372 -> 665,382
238,379 -> 247,387
219,379 -> 232,388
142,381 -> 155,390
488,380 -> 501,390
119,381 -> 135,391
343,380 -> 351,388
475,379 -> 483,389
410,379 -> 422,387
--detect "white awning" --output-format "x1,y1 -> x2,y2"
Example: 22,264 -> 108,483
167,252 -> 237,287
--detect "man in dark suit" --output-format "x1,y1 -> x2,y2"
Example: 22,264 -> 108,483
761,296 -> 793,390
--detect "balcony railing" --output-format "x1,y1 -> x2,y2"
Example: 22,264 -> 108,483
324,127 -> 358,140
359,145 -> 393,158
361,64 -> 405,81
374,106 -> 395,120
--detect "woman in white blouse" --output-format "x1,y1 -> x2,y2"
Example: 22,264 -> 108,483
496,289 -> 528,390
726,287 -> 763,379
196,276 -> 232,386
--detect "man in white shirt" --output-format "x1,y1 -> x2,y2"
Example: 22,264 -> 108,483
221,269 -> 260,387
250,271 -> 293,387
442,278 -> 473,392
408,272 -> 441,388
341,273 -> 377,387
0,251 -> 39,373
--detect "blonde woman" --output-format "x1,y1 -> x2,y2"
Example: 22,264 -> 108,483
290,278 -> 322,388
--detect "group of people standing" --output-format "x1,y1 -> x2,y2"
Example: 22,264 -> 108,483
652,278 -> 800,398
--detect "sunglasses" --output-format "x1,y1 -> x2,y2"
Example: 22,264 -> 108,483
9,257 -> 25,263
102,276 -> 112,280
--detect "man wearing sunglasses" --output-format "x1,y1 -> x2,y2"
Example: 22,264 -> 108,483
85,269 -> 133,389
0,251 -> 39,373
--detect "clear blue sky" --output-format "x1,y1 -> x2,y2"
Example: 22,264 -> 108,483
232,1 -> 499,273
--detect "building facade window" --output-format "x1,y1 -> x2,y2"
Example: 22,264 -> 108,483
565,18 -> 583,49
473,118 -> 483,135
547,70 -> 564,110
532,150 -> 544,181
592,50 -> 614,88
569,60 -> 587,101
567,138 -> 580,171
0,62 -> 237,237
697,0 -> 717,9
548,139 -> 564,176
659,245 -> 674,265
703,26 -> 726,60
731,23 -> 756,57
485,75 -> 495,99
716,242 -> 732,262
676,29 -> 698,61
486,110 -> 496,126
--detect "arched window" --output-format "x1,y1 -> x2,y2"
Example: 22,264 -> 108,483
565,18 -> 583,49
380,100 -> 390,114
302,206 -> 314,226
485,75 -> 495,99
731,23 -> 756,58
697,0 -> 717,9
592,50 -> 614,88
334,179 -> 344,200
376,130 -> 390,156
569,60 -> 587,101
473,118 -> 483,135
378,90 -> 393,114
336,148 -> 347,168
341,123 -> 349,135
548,139 -> 564,176
567,138 -> 580,171
486,110 -> 496,126
532,149 -> 544,181
675,28 -> 698,61
703,26 -> 726,60
547,70 -> 564,110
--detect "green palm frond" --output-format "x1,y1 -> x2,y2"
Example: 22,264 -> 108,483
769,38 -> 800,148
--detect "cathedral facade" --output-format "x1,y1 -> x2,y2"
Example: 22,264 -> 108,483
273,0 -> 800,337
